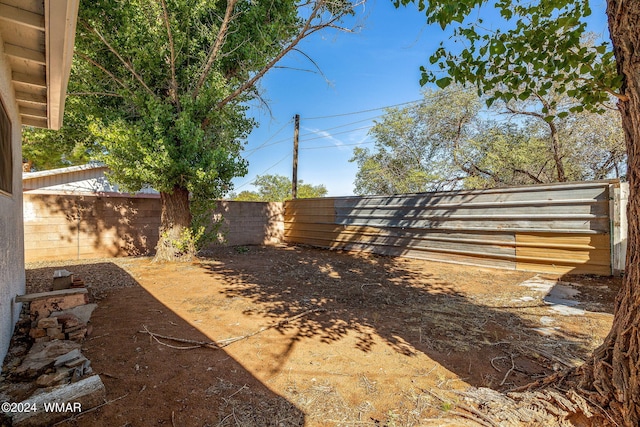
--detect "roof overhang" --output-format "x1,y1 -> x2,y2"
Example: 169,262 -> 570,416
0,0 -> 79,130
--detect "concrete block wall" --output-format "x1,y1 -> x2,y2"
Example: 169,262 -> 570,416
23,193 -> 161,262
210,201 -> 284,246
23,195 -> 285,262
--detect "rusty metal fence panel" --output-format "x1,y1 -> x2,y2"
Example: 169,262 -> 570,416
284,181 -> 622,275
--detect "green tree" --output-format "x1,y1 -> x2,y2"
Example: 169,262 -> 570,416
395,0 -> 639,424
351,85 -> 622,194
67,0 -> 359,261
22,97 -> 100,171
233,190 -> 262,202
351,85 -> 481,194
234,174 -> 327,201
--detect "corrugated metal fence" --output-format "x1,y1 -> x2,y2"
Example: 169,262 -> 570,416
284,180 -> 628,275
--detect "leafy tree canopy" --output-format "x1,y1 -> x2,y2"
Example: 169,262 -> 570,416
47,0 -> 360,260
233,174 -> 328,201
393,1 -> 640,425
22,96 -> 104,171
351,85 -> 625,195
394,0 -> 622,116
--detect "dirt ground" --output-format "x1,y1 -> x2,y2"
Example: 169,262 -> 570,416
21,244 -> 620,426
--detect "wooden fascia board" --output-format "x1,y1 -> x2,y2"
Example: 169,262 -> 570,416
45,0 -> 79,130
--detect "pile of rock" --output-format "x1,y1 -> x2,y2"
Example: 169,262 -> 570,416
24,291 -> 96,345
0,270 -> 106,426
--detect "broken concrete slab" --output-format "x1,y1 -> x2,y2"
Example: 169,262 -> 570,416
12,341 -> 81,380
50,304 -> 97,326
53,270 -> 74,290
10,375 -> 106,427
53,269 -> 73,279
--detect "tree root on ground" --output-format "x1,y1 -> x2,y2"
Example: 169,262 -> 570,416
450,380 -> 618,427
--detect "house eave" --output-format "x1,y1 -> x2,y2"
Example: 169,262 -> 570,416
44,0 -> 79,130
0,0 -> 79,130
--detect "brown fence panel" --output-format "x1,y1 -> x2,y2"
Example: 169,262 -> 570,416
284,181 -> 619,275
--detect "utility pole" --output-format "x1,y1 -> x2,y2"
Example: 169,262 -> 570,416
292,114 -> 300,199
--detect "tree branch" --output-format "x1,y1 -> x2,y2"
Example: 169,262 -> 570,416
68,91 -> 123,98
505,104 -> 545,120
513,168 -> 544,184
216,0 -> 361,109
75,52 -> 131,95
291,48 -> 332,85
193,0 -> 239,99
83,21 -> 156,97
159,0 -> 179,106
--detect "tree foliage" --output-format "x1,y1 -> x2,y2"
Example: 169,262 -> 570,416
394,0 -> 640,425
63,0 -> 360,260
351,85 -> 625,195
22,97 -> 102,171
233,174 -> 327,201
396,0 -> 622,113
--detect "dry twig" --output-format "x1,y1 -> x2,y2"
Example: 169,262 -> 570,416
500,354 -> 516,386
140,308 -> 327,350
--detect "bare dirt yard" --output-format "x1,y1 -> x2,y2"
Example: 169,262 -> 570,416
22,244 -> 620,426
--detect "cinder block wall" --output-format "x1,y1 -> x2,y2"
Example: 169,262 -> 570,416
23,194 -> 284,262
210,201 -> 284,247
23,193 -> 161,261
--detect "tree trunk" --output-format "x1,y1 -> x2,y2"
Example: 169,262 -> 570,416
154,185 -> 194,262
549,122 -> 567,181
576,2 -> 640,425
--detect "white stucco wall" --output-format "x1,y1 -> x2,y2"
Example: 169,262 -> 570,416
0,34 -> 26,364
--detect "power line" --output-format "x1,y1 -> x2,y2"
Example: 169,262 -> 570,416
302,99 -> 422,120
245,114 -> 383,156
298,114 -> 384,139
299,125 -> 374,143
300,140 -> 376,150
244,118 -> 293,158
234,153 -> 292,190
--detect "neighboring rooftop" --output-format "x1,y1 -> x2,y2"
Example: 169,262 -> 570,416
23,163 -> 158,195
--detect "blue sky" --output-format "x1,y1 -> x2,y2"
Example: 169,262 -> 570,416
232,0 -> 611,197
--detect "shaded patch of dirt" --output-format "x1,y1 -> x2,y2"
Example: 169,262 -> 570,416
18,245 -> 618,426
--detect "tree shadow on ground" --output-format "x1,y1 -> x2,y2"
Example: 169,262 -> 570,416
22,262 -> 304,427
201,245 -> 615,390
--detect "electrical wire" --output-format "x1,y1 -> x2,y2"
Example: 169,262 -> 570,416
300,140 -> 376,150
299,125 -> 374,143
302,99 -> 422,120
244,119 -> 293,158
298,114 -> 383,139
245,115 -> 381,156
234,153 -> 292,190
245,100 -> 421,156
